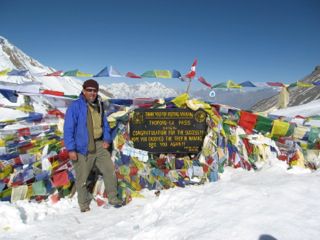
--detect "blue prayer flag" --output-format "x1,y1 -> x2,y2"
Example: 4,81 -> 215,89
94,66 -> 109,77
7,69 -> 29,76
172,69 -> 182,78
0,89 -> 18,103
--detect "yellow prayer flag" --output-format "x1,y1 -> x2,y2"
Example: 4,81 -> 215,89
131,191 -> 145,198
154,70 -> 172,78
227,80 -> 242,88
297,81 -> 313,88
76,71 -> 93,77
224,119 -> 238,126
131,157 -> 145,170
16,105 -> 34,112
171,93 -> 190,107
271,120 -> 290,137
0,165 -> 12,179
0,68 -> 11,76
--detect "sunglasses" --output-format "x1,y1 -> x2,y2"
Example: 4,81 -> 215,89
85,88 -> 98,93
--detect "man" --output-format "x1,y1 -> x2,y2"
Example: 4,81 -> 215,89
64,79 -> 122,212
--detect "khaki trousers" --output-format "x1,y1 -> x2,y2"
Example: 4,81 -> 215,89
73,140 -> 118,209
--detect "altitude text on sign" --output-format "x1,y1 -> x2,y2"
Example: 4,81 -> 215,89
130,108 -> 207,153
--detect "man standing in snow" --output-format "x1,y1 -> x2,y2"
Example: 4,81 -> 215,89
64,79 -> 122,212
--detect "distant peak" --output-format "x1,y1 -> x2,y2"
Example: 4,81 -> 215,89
0,36 -> 7,45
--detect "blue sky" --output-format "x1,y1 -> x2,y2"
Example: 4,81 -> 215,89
1,0 -> 320,90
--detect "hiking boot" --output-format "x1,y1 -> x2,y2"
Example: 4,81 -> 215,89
80,206 -> 90,213
108,196 -> 123,206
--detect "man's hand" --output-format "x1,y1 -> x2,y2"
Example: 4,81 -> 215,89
68,151 -> 78,161
102,141 -> 110,149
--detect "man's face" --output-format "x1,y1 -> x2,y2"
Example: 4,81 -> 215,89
83,87 -> 98,103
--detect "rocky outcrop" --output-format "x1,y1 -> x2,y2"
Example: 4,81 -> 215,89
251,66 -> 320,112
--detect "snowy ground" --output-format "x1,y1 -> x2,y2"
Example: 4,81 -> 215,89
1,158 -> 319,240
2,94 -> 320,239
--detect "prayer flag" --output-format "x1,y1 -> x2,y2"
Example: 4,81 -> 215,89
32,180 -> 47,196
0,89 -> 18,103
0,68 -> 11,76
126,72 -> 141,78
94,66 -> 109,77
7,69 -> 29,76
297,81 -> 313,88
238,111 -> 257,133
227,80 -> 241,88
141,70 -> 156,78
198,76 -> 212,88
11,185 -> 28,202
240,81 -> 256,87
254,115 -> 273,134
308,127 -> 320,144
42,89 -> 64,96
154,70 -> 172,78
288,82 -> 297,88
184,59 -> 197,79
46,71 -> 63,76
293,126 -> 310,140
267,82 -> 285,87
76,70 -> 93,77
213,82 -> 228,88
271,120 -> 290,137
109,66 -> 123,77
172,69 -> 182,78
62,69 -> 78,76
52,170 -> 69,187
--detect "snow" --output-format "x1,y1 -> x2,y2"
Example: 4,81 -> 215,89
272,99 -> 320,118
1,161 -> 319,240
107,82 -> 178,99
2,101 -> 320,240
2,98 -> 320,239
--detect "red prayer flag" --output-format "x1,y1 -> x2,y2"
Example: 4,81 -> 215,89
126,72 -> 141,78
47,109 -> 65,118
198,76 -> 212,88
266,82 -> 285,87
238,111 -> 258,133
184,59 -> 197,79
42,90 -> 64,96
18,127 -> 31,137
52,170 -> 69,187
46,71 -> 63,76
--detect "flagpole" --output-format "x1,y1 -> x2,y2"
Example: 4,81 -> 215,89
186,78 -> 192,94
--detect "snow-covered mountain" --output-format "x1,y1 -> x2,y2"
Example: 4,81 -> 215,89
107,82 -> 178,99
0,36 -> 177,100
0,36 -> 85,95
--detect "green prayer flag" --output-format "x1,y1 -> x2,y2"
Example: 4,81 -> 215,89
32,181 -> 47,196
62,69 -> 78,76
141,70 -> 156,78
308,127 -> 320,144
254,115 -> 273,134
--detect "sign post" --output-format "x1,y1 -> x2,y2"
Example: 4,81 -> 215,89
130,108 -> 207,153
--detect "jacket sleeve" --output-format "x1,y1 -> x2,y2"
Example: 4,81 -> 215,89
102,112 -> 112,143
64,103 -> 77,151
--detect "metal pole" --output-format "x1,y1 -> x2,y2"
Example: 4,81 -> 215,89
185,78 -> 192,94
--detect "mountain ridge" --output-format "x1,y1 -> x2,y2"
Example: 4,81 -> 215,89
251,66 -> 320,112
